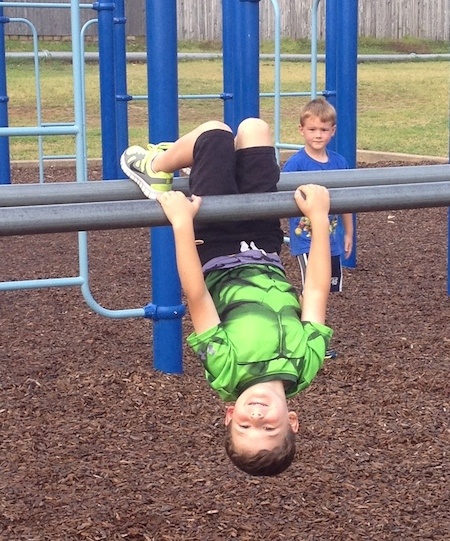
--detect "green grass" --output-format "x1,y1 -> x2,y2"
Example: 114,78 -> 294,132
7,36 -> 450,54
4,38 -> 449,161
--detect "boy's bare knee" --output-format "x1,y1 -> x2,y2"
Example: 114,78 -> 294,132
238,117 -> 269,132
198,120 -> 232,134
236,118 -> 272,148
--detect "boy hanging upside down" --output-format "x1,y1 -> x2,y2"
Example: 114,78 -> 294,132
121,118 -> 332,476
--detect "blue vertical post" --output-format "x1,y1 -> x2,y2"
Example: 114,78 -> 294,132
0,2 -> 11,185
335,0 -> 358,269
335,0 -> 357,169
113,0 -> 130,176
448,208 -> 450,295
222,0 -> 237,129
325,0 -> 337,153
71,0 -> 88,183
146,0 -> 183,373
222,0 -> 260,132
448,102 -> 450,295
96,0 -> 119,180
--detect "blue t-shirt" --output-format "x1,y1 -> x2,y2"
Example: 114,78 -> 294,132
283,148 -> 348,256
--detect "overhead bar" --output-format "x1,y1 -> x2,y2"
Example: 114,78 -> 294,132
0,181 -> 449,237
1,164 -> 448,207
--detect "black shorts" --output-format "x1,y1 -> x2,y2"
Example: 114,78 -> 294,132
297,253 -> 343,293
189,129 -> 283,265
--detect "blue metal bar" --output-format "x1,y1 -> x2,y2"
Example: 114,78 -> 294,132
113,0 -> 129,176
222,0 -> 236,128
448,208 -> 450,295
80,18 -> 99,182
132,91 -> 313,102
325,0 -> 337,150
235,0 -> 260,125
325,0 -> 349,273
77,7 -> 147,319
335,0 -> 358,269
146,0 -> 182,374
261,91 -> 314,98
9,17 -> 45,181
0,0 -> 187,327
310,0 -> 321,98
1,2 -> 92,8
0,125 -> 78,136
70,0 -> 88,185
42,154 -> 76,160
133,94 -> 217,101
271,0 -> 323,158
0,3 -> 11,184
270,0 -> 281,161
5,51 -> 450,63
0,276 -> 84,291
223,0 -> 260,131
77,231 -> 146,319
336,0 -> 358,169
72,0 -> 133,319
95,0 -> 118,180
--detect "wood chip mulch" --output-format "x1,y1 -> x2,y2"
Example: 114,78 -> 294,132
1,161 -> 449,541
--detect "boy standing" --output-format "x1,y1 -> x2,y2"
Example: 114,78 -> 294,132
283,98 -> 353,359
121,118 -> 332,476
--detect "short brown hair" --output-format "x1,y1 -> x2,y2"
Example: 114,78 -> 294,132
300,97 -> 337,126
224,422 -> 296,476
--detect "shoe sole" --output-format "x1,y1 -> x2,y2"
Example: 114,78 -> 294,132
120,154 -> 171,200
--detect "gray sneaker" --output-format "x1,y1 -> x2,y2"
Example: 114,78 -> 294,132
120,143 -> 173,199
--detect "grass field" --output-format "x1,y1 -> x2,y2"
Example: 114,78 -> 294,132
4,38 -> 449,161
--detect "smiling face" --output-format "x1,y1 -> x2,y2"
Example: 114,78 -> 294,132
224,381 -> 299,455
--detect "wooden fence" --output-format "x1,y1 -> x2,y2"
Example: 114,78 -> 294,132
3,0 -> 449,42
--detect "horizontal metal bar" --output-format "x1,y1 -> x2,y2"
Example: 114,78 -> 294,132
1,164 -> 449,207
0,125 -> 79,136
1,2 -> 92,8
279,164 -> 450,191
0,276 -> 84,292
5,52 -> 450,63
0,182 -> 449,237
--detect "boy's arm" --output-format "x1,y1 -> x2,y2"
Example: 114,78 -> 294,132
294,185 -> 331,325
156,192 -> 221,335
341,212 -> 354,259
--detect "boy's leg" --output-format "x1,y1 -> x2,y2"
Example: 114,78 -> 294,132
187,122 -> 248,263
330,255 -> 343,292
325,255 -> 340,359
121,120 -> 233,199
187,122 -> 238,196
296,253 -> 308,292
153,120 -> 233,177
299,253 -> 342,293
233,118 -> 283,253
235,117 -> 279,194
235,117 -> 272,148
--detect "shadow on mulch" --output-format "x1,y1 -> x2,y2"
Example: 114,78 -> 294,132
0,161 -> 449,541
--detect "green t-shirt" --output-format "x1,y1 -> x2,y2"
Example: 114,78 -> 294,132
187,264 -> 333,402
